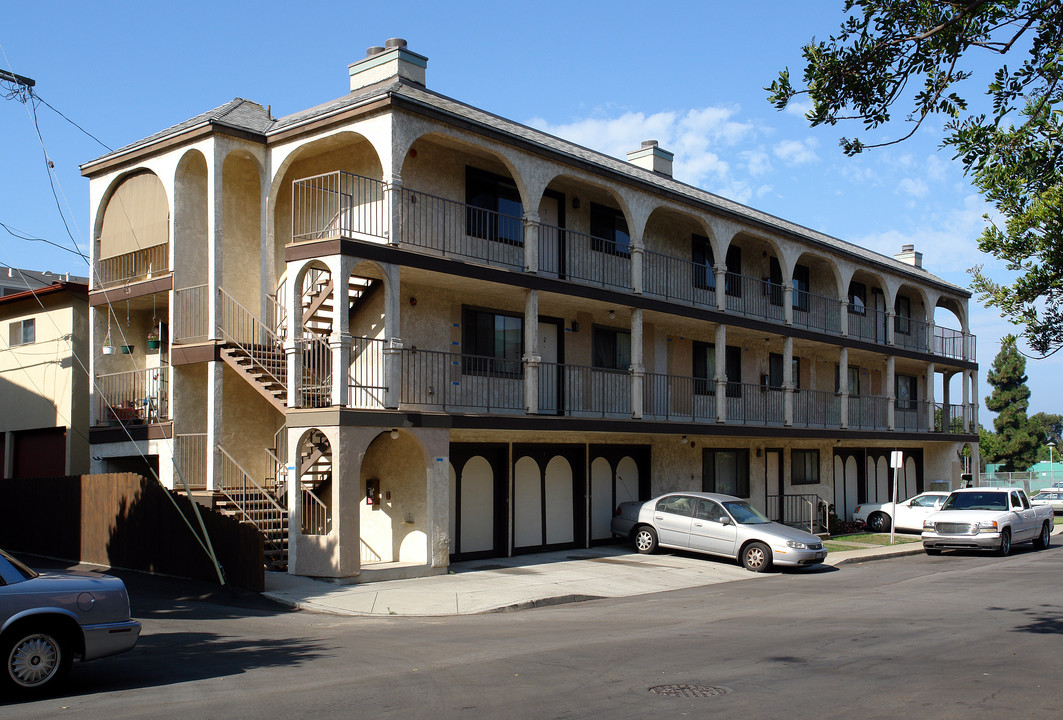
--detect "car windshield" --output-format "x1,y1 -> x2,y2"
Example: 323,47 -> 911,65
0,548 -> 37,584
941,492 -> 1008,511
722,501 -> 771,524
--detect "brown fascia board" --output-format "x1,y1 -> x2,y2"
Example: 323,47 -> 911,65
263,96 -> 392,144
80,121 -> 267,178
0,282 -> 88,309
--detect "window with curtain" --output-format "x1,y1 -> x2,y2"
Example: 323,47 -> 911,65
702,449 -> 750,498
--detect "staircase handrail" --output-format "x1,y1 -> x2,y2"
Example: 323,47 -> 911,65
301,486 -> 331,535
216,443 -> 288,553
218,287 -> 286,391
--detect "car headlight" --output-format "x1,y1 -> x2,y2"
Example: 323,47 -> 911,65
786,540 -> 808,549
976,520 -> 998,532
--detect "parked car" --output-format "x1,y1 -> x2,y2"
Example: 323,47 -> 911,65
1031,490 -> 1063,513
0,549 -> 141,694
611,491 -> 827,572
922,488 -> 1054,555
853,491 -> 951,532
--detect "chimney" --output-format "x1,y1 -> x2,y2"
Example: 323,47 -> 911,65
627,140 -> 674,177
894,244 -> 923,269
348,38 -> 427,92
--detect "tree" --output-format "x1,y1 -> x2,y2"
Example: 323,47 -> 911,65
1029,411 -> 1063,456
767,1 -> 1063,355
984,335 -> 1044,469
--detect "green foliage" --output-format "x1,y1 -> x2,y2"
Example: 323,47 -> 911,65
769,1 -> 1063,353
984,335 -> 1043,470
1030,411 -> 1063,457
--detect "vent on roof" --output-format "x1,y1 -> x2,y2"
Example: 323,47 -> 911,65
627,140 -> 674,177
349,38 -> 427,92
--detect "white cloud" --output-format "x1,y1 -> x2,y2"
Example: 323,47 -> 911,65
897,177 -> 929,198
773,138 -> 819,165
784,97 -> 814,118
741,148 -> 772,177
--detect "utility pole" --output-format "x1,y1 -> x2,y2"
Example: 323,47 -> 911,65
0,69 -> 35,88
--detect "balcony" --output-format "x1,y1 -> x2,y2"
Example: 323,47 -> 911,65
290,172 -> 974,362
95,243 -> 169,289
95,365 -> 168,426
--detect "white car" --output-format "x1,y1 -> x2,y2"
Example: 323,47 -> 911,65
853,491 -> 950,533
611,491 -> 827,572
1031,490 -> 1063,513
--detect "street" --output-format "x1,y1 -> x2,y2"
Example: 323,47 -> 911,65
3,545 -> 1061,719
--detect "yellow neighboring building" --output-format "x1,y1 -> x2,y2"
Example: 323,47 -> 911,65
0,277 -> 89,477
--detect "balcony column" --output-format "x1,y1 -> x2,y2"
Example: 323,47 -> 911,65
885,310 -> 896,346
285,271 -> 304,408
926,362 -> 936,431
782,335 -> 794,427
206,360 -> 224,491
382,262 -> 403,410
630,308 -> 644,419
927,320 -> 937,355
783,282 -> 794,326
208,153 -> 223,341
839,296 -> 849,337
523,211 -> 540,274
963,331 -> 973,362
714,263 -> 728,311
330,256 -> 355,406
385,174 -> 403,246
523,290 -> 540,414
963,368 -> 972,432
838,346 -> 849,429
942,369 -> 954,432
886,356 -> 896,431
631,234 -> 644,295
715,324 -> 727,422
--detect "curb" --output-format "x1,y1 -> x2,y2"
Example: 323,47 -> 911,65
827,545 -> 926,567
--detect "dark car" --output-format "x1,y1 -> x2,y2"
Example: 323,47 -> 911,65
0,549 -> 140,694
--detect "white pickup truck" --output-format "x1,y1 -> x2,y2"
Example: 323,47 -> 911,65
922,487 -> 1054,556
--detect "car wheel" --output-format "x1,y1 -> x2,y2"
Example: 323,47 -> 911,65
924,548 -> 941,556
867,512 -> 890,533
2,626 -> 71,694
633,526 -> 658,554
997,528 -> 1012,556
741,541 -> 772,572
1033,522 -> 1051,550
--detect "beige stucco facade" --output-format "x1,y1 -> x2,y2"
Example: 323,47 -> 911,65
80,39 -> 978,580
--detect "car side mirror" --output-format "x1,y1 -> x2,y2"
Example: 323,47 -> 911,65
718,516 -> 732,526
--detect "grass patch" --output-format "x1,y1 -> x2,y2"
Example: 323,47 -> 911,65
1055,516 -> 1063,525
823,542 -> 868,552
829,533 -> 920,546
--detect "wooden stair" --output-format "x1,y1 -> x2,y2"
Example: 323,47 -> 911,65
220,344 -> 287,412
215,488 -> 289,570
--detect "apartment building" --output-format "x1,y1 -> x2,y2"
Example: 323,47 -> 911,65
80,40 -> 978,580
0,276 -> 89,478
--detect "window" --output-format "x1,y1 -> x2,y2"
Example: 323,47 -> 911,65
590,203 -> 630,256
767,258 -> 784,307
8,319 -> 34,346
592,326 -> 630,370
896,374 -> 917,410
703,449 -> 750,498
793,264 -> 810,312
693,341 -> 716,395
465,167 -> 523,244
656,495 -> 695,516
768,354 -> 800,389
848,281 -> 866,315
849,367 -> 860,395
724,345 -> 742,398
792,450 -> 820,485
894,295 -> 911,335
692,234 -> 715,290
695,499 -> 727,522
462,308 -> 523,375
724,245 -> 742,297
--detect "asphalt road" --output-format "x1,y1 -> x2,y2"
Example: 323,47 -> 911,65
4,544 -> 1062,719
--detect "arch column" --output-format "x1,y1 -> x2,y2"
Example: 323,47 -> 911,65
715,324 -> 727,422
838,347 -> 849,429
386,174 -> 403,246
783,282 -> 794,326
886,310 -> 896,346
382,262 -> 403,409
631,233 -> 644,295
285,265 -> 304,408
714,263 -> 728,311
782,335 -> 794,427
523,289 -> 540,414
330,255 -> 356,406
523,211 -> 540,273
630,308 -> 644,419
886,356 -> 896,431
963,368 -> 972,432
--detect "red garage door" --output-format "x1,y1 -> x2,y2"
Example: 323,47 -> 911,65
13,427 -> 67,478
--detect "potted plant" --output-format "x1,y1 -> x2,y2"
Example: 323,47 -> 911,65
147,331 -> 160,350
120,344 -> 134,354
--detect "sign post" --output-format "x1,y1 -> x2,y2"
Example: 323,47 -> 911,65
890,450 -> 904,545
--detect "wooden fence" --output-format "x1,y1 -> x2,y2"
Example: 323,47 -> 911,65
0,473 -> 264,591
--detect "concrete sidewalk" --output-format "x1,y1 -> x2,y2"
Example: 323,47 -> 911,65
263,538 -> 926,617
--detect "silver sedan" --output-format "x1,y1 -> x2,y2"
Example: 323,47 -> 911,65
611,491 -> 827,572
0,549 -> 141,695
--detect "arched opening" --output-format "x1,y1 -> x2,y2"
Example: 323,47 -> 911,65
792,251 -> 843,334
298,429 -> 333,536
221,151 -> 263,313
847,270 -> 888,343
641,206 -> 719,307
724,231 -> 785,322
96,171 -> 169,288
360,430 -> 428,565
348,260 -> 388,410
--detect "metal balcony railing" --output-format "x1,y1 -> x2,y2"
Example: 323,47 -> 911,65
95,243 -> 169,289
642,250 -> 717,308
847,304 -> 888,343
400,187 -> 524,270
934,402 -> 966,433
641,372 -> 717,422
399,348 -> 525,413
724,274 -> 786,323
792,291 -> 842,335
895,400 -> 931,432
173,284 -> 209,343
725,383 -> 785,426
173,432 -> 207,490
538,362 -> 631,418
537,224 -> 631,291
893,315 -> 930,352
848,394 -> 889,430
301,332 -> 333,408
95,365 -> 168,426
793,389 -> 841,428
292,171 -> 387,242
349,336 -> 387,409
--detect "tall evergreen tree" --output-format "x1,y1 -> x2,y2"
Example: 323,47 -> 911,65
984,335 -> 1043,471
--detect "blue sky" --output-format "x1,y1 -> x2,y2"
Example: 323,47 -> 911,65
0,1 -> 1054,420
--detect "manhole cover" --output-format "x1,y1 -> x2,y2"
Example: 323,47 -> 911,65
648,684 -> 732,698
